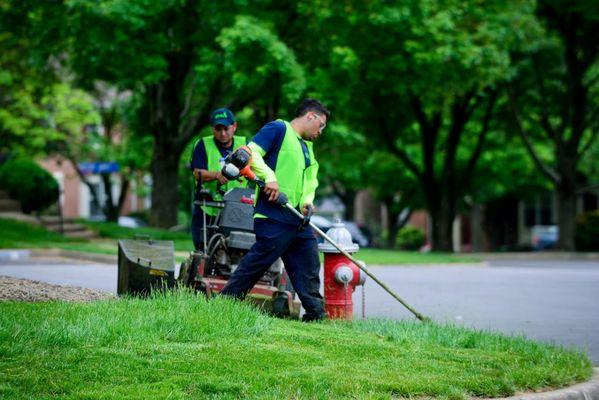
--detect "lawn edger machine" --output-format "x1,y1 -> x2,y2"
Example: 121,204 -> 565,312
117,150 -> 301,318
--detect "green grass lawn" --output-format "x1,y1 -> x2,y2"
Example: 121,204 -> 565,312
357,248 -> 480,265
0,289 -> 591,399
1,218 -> 479,265
0,218 -> 80,248
79,220 -> 191,252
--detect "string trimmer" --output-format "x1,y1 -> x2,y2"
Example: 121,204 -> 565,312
222,146 -> 430,322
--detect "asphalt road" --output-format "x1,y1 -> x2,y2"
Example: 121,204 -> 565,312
1,257 -> 598,364
353,259 -> 599,364
0,257 -> 117,293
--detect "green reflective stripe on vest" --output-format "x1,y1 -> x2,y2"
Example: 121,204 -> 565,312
201,135 -> 247,216
274,121 -> 316,209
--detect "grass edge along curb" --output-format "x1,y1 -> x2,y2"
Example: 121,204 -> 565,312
0,288 -> 592,400
494,368 -> 599,400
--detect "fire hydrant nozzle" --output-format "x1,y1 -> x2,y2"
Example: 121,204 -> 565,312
334,265 -> 353,284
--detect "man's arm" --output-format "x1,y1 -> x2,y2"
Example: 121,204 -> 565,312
248,142 -> 279,201
197,169 -> 228,184
248,142 -> 276,183
191,139 -> 227,184
248,121 -> 286,202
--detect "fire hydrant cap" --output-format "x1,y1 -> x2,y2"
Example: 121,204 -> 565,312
318,220 -> 360,253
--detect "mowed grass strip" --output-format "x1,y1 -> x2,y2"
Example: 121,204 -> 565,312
0,289 -> 591,399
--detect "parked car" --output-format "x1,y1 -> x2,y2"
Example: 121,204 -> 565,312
310,215 -> 333,230
310,216 -> 370,248
531,225 -> 558,250
88,215 -> 147,228
342,221 -> 370,248
118,216 -> 147,228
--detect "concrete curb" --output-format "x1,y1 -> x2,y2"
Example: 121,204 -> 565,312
494,368 -> 599,400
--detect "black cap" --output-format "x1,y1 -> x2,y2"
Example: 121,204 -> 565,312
210,108 -> 235,127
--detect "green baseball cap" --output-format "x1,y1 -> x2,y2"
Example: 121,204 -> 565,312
210,108 -> 235,127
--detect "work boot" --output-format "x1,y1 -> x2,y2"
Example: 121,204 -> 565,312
301,312 -> 325,323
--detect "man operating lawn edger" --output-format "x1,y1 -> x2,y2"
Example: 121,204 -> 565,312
190,108 -> 247,250
220,98 -> 330,322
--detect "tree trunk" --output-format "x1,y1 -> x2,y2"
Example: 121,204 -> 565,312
101,174 -> 118,222
429,194 -> 455,252
101,173 -> 130,223
383,198 -> 401,249
556,180 -> 577,251
406,93 -> 486,253
150,147 -> 180,228
329,181 -> 357,221
146,73 -> 186,228
343,191 -> 356,222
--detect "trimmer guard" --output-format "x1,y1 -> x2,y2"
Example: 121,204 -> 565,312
117,239 -> 176,295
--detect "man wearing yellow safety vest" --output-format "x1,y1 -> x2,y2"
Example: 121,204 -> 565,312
190,108 -> 247,250
221,99 -> 330,322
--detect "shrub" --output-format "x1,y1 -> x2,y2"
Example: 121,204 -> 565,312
396,226 -> 426,250
575,210 -> 599,251
0,159 -> 59,214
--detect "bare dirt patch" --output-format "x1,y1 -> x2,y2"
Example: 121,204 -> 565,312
0,275 -> 114,302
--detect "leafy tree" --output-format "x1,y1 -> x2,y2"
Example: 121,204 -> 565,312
508,0 -> 599,250
79,85 -> 151,222
0,0 -> 66,156
311,0 -> 539,251
315,123 -> 369,221
62,0 -> 305,227
365,151 -> 424,248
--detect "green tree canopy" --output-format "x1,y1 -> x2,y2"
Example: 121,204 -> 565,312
56,0 -> 307,227
309,0 -> 541,250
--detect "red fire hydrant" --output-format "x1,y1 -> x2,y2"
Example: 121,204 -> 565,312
318,221 -> 366,320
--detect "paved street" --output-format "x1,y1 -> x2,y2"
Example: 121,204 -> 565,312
353,260 -> 599,364
1,256 -> 598,364
0,257 -> 117,293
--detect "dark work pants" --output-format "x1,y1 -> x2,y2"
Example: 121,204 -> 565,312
220,218 -> 325,321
